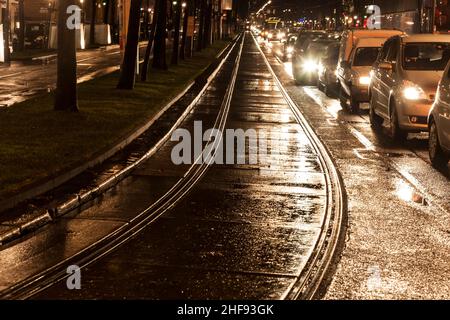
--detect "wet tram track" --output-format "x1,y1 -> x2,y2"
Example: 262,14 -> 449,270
0,33 -> 346,300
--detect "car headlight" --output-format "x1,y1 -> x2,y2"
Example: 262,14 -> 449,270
302,59 -> 318,72
277,32 -> 286,39
286,46 -> 294,54
268,33 -> 273,39
359,76 -> 371,85
402,81 -> 427,100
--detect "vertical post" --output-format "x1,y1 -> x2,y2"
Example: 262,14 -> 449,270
3,0 -> 11,64
432,0 -> 436,33
18,0 -> 25,51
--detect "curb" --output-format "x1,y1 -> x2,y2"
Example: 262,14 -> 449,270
0,37 -> 239,247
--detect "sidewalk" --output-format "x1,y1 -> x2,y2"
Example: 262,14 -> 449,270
0,42 -> 148,108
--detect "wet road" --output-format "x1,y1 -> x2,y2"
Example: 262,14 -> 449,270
0,44 -> 148,108
265,39 -> 450,299
0,34 -> 339,299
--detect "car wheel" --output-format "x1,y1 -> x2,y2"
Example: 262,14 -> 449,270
349,97 -> 360,114
389,104 -> 407,142
318,81 -> 324,92
369,95 -> 383,130
339,87 -> 348,111
429,120 -> 449,169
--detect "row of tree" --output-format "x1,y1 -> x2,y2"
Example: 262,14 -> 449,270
55,0 -> 231,112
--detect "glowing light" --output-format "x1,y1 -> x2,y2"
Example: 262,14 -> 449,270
359,76 -> 371,85
302,59 -> 318,72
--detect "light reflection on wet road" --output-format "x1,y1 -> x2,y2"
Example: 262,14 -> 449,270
264,40 -> 450,299
0,34 -> 330,299
0,45 -> 147,108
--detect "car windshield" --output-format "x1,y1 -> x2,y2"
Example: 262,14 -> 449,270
403,42 -> 450,70
295,33 -> 327,49
307,41 -> 334,59
353,47 -> 380,66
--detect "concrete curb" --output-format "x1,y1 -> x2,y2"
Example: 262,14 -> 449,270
0,37 -> 238,246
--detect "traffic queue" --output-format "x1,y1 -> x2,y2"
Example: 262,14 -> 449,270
254,25 -> 450,169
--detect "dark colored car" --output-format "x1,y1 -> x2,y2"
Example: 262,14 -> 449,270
282,33 -> 298,61
291,30 -> 329,85
318,41 -> 340,96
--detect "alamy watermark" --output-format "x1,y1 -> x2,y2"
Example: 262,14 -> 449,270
66,5 -> 82,30
170,121 -> 297,166
66,265 -> 81,290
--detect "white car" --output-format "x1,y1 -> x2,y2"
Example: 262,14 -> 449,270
428,59 -> 450,168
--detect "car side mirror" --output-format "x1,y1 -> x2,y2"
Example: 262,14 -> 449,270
379,62 -> 393,71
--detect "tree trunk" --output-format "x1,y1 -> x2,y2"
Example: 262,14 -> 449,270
3,0 -> 11,63
54,0 -> 78,112
141,0 -> 159,81
18,0 -> 25,51
180,0 -> 189,60
152,0 -> 168,70
116,0 -> 142,89
204,0 -> 212,48
216,0 -> 222,40
197,0 -> 205,51
171,1 -> 182,65
90,0 -> 97,47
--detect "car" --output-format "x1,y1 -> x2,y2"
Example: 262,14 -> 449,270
337,29 -> 404,113
370,34 -> 450,141
282,33 -> 298,61
318,41 -> 340,96
295,38 -> 336,85
291,30 -> 328,85
428,59 -> 450,168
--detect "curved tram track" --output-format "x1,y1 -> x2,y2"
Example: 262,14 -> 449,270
0,33 -> 346,300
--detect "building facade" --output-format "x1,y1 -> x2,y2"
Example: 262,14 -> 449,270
350,0 -> 449,33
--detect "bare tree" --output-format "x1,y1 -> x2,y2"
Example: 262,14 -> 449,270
141,0 -> 159,81
117,0 -> 142,89
204,0 -> 212,47
197,0 -> 205,51
171,1 -> 182,65
18,0 -> 25,51
180,0 -> 190,60
152,0 -> 168,70
89,0 -> 97,47
54,0 -> 78,111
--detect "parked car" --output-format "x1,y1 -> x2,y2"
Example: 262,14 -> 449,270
428,59 -> 450,168
292,30 -> 328,84
370,34 -> 450,141
337,29 -> 404,113
318,41 -> 340,96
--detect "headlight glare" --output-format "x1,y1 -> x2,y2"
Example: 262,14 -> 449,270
402,81 -> 427,100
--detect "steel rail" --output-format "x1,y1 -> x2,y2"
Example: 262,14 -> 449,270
0,35 -> 245,300
251,33 -> 347,300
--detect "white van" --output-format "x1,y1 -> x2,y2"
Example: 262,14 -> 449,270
337,29 -> 404,113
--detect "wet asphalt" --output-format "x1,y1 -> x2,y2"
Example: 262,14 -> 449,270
0,34 -> 329,299
0,44 -> 148,108
1,33 -> 449,300
267,40 -> 450,299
